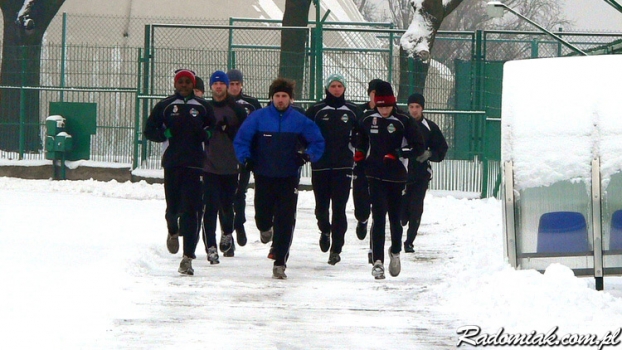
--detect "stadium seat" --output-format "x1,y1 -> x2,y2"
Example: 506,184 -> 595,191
537,211 -> 589,253
609,210 -> 622,251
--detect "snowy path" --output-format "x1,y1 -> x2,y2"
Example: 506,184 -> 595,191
2,178 -> 621,349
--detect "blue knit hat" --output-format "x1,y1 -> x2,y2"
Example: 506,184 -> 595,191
210,70 -> 230,87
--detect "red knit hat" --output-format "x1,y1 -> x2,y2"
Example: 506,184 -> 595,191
174,69 -> 196,86
374,81 -> 396,107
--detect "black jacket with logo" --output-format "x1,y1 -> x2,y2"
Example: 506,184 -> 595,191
306,93 -> 362,171
407,115 -> 448,182
144,92 -> 215,169
357,108 -> 425,182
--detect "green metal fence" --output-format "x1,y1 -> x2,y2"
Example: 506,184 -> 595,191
1,13 -> 622,197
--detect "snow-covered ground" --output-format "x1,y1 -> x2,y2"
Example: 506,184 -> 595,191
1,176 -> 621,349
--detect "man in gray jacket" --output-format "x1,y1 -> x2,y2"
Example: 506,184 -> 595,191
201,70 -> 247,264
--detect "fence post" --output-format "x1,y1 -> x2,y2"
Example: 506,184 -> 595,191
133,48 -> 142,170
388,27 -> 394,83
531,38 -> 539,58
60,12 -> 67,102
18,46 -> 26,160
228,17 -> 234,70
474,30 -> 488,197
141,25 -> 152,166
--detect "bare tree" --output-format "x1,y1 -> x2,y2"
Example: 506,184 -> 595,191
440,0 -> 572,60
0,0 -> 65,151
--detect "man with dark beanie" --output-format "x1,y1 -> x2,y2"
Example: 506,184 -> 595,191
226,69 -> 262,246
193,76 -> 205,98
353,78 -> 383,242
305,73 -> 362,265
201,70 -> 247,263
355,80 -> 424,280
234,78 -> 325,279
401,93 -> 448,253
144,68 -> 216,275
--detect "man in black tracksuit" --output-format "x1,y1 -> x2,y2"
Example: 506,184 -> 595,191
401,93 -> 448,253
226,69 -> 262,246
355,81 -> 424,280
144,69 -> 216,275
353,79 -> 383,241
202,70 -> 247,263
305,73 -> 362,265
234,78 -> 325,279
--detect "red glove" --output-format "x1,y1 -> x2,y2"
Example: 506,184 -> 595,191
383,152 -> 398,163
354,150 -> 365,163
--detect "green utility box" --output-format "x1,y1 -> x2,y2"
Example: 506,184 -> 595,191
45,115 -> 70,160
49,102 -> 97,161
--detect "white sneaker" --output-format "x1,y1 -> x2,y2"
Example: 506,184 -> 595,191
388,249 -> 401,277
207,247 -> 220,265
178,255 -> 194,275
372,260 -> 385,280
260,228 -> 273,244
272,265 -> 287,279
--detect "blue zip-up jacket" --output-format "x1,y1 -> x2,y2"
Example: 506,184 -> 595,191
234,104 -> 325,178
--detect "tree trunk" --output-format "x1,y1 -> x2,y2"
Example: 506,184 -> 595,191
0,0 -> 65,152
397,47 -> 429,102
280,0 -> 312,100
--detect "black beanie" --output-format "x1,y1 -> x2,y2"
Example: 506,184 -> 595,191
195,77 -> 205,93
367,78 -> 383,95
407,93 -> 425,109
374,81 -> 396,107
269,78 -> 295,99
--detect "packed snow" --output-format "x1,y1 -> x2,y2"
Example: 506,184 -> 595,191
1,176 -> 621,349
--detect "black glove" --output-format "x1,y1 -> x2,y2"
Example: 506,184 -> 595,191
294,152 -> 311,167
416,150 -> 432,163
242,159 -> 254,171
397,147 -> 413,158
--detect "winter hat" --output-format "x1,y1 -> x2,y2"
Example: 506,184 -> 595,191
194,76 -> 205,93
174,69 -> 196,86
373,81 -> 396,107
227,69 -> 244,83
407,93 -> 425,109
324,73 -> 346,90
269,78 -> 295,99
367,78 -> 383,94
209,70 -> 230,87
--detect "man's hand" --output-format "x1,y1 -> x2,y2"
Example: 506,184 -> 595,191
383,152 -> 398,163
416,150 -> 432,163
354,150 -> 365,163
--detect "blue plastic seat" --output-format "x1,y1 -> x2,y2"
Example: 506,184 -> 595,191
609,210 -> 622,251
537,211 -> 589,253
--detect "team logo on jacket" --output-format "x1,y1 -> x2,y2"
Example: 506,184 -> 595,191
173,105 -> 178,113
322,114 -> 329,121
190,108 -> 198,117
387,123 -> 396,133
341,114 -> 349,123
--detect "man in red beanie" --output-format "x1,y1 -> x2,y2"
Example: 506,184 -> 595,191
354,80 -> 424,280
144,68 -> 216,276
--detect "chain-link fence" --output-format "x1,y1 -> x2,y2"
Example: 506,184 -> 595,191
1,13 -> 621,195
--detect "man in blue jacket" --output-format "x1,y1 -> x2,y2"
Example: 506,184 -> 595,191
234,78 -> 325,279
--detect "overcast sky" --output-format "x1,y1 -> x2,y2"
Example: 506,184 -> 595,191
564,0 -> 622,31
